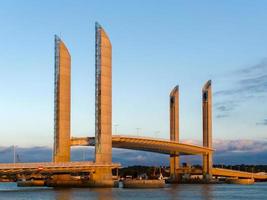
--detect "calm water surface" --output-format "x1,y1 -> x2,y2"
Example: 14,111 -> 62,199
0,182 -> 267,200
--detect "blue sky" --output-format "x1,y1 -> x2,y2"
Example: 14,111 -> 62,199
0,0 -> 267,147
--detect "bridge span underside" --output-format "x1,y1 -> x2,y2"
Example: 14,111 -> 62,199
71,135 -> 213,155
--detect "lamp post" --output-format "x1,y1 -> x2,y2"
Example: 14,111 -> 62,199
154,131 -> 160,138
114,124 -> 119,135
13,145 -> 16,164
136,128 -> 141,136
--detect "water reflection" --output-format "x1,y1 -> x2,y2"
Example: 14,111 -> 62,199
168,184 -> 180,200
1,182 -> 266,200
93,188 -> 113,200
54,188 -> 114,200
165,184 -> 213,200
55,188 -> 73,200
200,184 -> 213,200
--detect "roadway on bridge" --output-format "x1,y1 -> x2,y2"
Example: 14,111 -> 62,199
177,167 -> 267,180
71,135 -> 213,155
212,168 -> 267,180
0,162 -> 120,175
1,162 -> 266,180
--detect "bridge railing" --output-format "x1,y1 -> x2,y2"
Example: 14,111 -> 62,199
0,161 -> 120,170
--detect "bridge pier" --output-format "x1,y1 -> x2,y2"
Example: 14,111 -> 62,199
53,35 -> 71,163
90,167 -> 115,187
45,167 -> 116,187
93,23 -> 115,187
169,86 -> 181,182
202,80 -> 213,180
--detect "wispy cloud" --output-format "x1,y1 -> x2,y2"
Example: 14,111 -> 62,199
183,139 -> 267,153
214,58 -> 267,118
214,100 -> 239,118
213,139 -> 267,153
256,118 -> 267,126
1,140 -> 267,165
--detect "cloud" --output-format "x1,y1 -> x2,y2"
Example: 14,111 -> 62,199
215,114 -> 229,119
214,100 -> 239,117
182,139 -> 267,153
1,140 -> 267,165
238,59 -> 267,75
214,100 -> 240,118
213,139 -> 267,153
216,105 -> 232,112
256,119 -> 267,126
215,74 -> 267,97
214,58 -> 267,118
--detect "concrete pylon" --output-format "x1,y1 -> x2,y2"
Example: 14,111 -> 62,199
202,80 -> 213,179
93,22 -> 114,186
53,35 -> 71,162
95,22 -> 112,164
169,86 -> 180,181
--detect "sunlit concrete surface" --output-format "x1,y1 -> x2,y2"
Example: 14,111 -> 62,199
169,86 -> 180,180
0,162 -> 120,175
71,135 -> 214,155
176,167 -> 267,180
202,80 -> 213,177
95,22 -> 112,165
93,23 -> 114,185
212,168 -> 267,180
53,36 -> 71,163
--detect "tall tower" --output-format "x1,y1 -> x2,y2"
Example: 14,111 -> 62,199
95,22 -> 112,165
53,35 -> 71,162
169,86 -> 180,180
202,80 -> 213,178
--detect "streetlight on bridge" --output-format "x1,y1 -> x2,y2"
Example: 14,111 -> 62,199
136,128 -> 141,136
114,124 -> 119,135
13,145 -> 16,164
154,131 -> 160,138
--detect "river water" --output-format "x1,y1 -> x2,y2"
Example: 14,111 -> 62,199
0,182 -> 267,200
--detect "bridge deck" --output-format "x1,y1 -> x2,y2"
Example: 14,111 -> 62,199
1,136 -> 266,180
212,168 -> 267,180
71,135 -> 213,155
0,162 -> 120,175
177,167 -> 267,180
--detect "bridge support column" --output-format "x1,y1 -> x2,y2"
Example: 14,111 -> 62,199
90,167 -> 114,187
169,86 -> 180,182
94,23 -> 115,187
53,35 -> 71,163
202,80 -> 213,180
